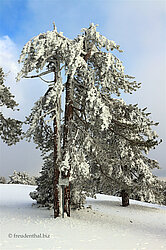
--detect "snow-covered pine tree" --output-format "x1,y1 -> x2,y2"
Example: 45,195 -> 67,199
163,180 -> 166,205
82,100 -> 163,206
8,170 -> 37,185
17,23 -> 161,216
91,134 -> 164,205
30,153 -> 54,208
0,67 -> 22,145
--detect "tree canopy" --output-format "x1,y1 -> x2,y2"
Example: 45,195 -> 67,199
17,23 -> 163,216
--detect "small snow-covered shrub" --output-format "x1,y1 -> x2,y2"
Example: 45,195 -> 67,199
8,170 -> 37,185
0,176 -> 6,184
70,188 -> 86,209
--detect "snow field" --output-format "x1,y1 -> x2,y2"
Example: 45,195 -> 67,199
0,184 -> 166,250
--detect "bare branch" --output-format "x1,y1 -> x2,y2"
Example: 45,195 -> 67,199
24,69 -> 53,79
39,76 -> 54,84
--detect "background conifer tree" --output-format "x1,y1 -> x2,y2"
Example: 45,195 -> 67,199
0,67 -> 22,145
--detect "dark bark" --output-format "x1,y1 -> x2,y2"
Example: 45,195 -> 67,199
53,117 -> 60,218
63,75 -> 73,148
121,190 -> 129,207
53,67 -> 60,218
62,75 -> 73,217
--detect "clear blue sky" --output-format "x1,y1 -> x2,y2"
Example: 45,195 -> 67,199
0,0 -> 166,178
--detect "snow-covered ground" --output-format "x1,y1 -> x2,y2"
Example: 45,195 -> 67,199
0,184 -> 166,250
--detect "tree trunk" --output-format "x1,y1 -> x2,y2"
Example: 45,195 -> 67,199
53,116 -> 60,218
62,75 -> 73,217
53,65 -> 61,218
63,75 -> 73,148
121,190 -> 129,207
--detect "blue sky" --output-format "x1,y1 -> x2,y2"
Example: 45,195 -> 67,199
0,0 -> 166,178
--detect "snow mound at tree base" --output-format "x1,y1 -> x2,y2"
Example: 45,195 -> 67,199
0,184 -> 166,250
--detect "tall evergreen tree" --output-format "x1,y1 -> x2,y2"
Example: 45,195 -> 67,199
17,23 -> 162,217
